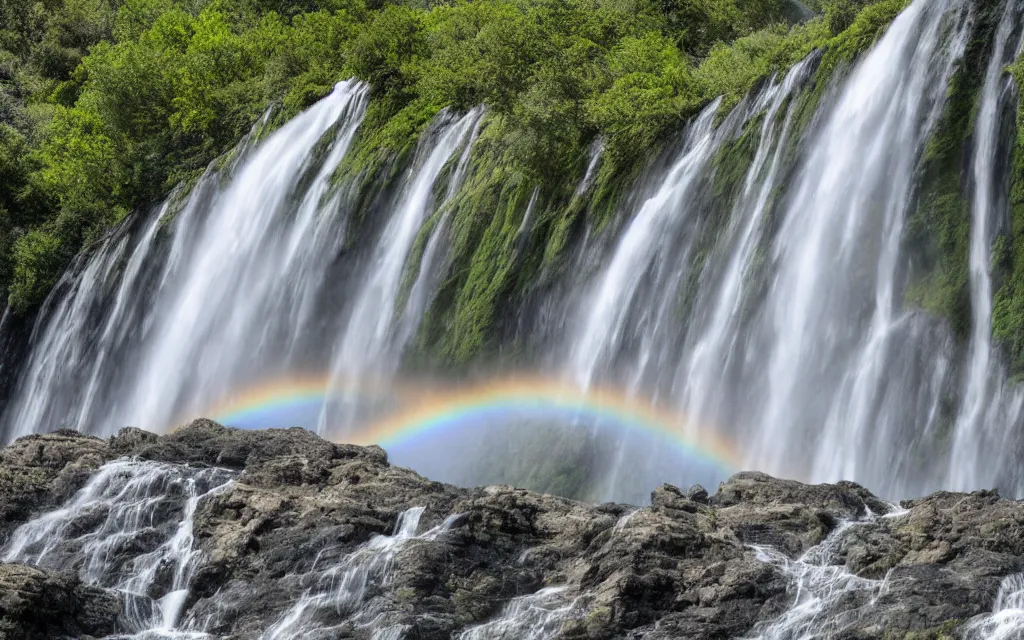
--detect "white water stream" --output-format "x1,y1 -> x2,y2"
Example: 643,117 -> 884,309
3,459 -> 234,637
260,507 -> 459,640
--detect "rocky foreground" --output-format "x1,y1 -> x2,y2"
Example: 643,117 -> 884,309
0,421 -> 1022,639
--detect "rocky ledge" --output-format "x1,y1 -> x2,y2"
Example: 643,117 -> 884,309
0,421 -> 1022,639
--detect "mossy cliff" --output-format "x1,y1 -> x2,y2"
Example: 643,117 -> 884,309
0,0 -> 903,318
992,52 -> 1024,375
6,0 -> 1023,376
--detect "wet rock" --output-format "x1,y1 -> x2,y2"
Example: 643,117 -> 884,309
0,430 -> 113,544
108,425 -> 158,453
1,423 -> 1023,639
0,563 -> 120,639
687,484 -> 709,503
128,418 -> 360,470
710,471 -> 893,557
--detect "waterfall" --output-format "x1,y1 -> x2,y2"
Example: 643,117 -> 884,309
676,56 -> 814,438
2,81 -> 371,439
458,586 -> 587,640
748,519 -> 892,639
3,459 -> 234,636
565,63 -> 813,502
755,0 -> 970,487
394,115 -> 485,351
4,0 -> 1024,503
560,0 -> 985,498
259,508 -> 459,639
321,107 -> 483,430
949,0 -> 1024,489
1,82 -> 490,442
119,81 -> 370,434
966,573 -> 1024,639
568,97 -> 723,391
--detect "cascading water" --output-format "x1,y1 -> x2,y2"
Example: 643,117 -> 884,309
394,115 -> 485,352
2,80 -> 371,439
748,518 -> 893,639
561,106 -> 707,500
2,0 -> 1024,506
458,586 -> 587,640
727,0 -> 971,490
321,107 -> 484,429
2,459 -> 234,637
558,0 -> 1007,499
0,82 -> 489,443
564,61 -> 812,502
676,57 -> 813,434
567,97 -> 722,391
966,573 -> 1024,639
949,0 -> 1024,489
7,0 -> 1024,637
259,507 -> 459,640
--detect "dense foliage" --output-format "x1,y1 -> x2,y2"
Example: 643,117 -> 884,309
0,0 -> 888,315
992,53 -> 1024,376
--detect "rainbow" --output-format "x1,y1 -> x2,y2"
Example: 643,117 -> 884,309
210,375 -> 330,427
204,374 -> 743,473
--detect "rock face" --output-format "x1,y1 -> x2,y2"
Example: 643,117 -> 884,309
0,429 -> 114,545
0,421 -> 1022,638
0,563 -> 120,639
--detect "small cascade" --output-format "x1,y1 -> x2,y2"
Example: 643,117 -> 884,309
458,586 -> 587,640
322,107 -> 484,430
394,114 -> 485,354
966,573 -> 1024,639
3,459 -> 234,637
574,138 -> 604,197
677,56 -> 814,437
514,187 -> 541,253
568,97 -> 722,391
950,0 -> 1024,489
749,521 -> 892,639
260,507 -> 459,639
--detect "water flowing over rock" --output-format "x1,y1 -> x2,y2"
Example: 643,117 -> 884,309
3,459 -> 234,635
967,574 -> 1024,639
0,424 -> 1022,638
322,107 -> 484,430
950,0 -> 1024,489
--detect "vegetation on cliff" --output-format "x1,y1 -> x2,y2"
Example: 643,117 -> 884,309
0,0 -> 899,318
993,53 -> 1024,375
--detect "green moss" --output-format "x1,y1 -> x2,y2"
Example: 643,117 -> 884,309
406,112 -> 608,367
903,0 -> 1003,341
899,619 -> 960,640
712,112 -> 764,211
902,182 -> 971,340
0,0 -> 923,317
441,175 -> 532,363
337,95 -> 442,194
817,0 -> 910,74
993,53 -> 1024,373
